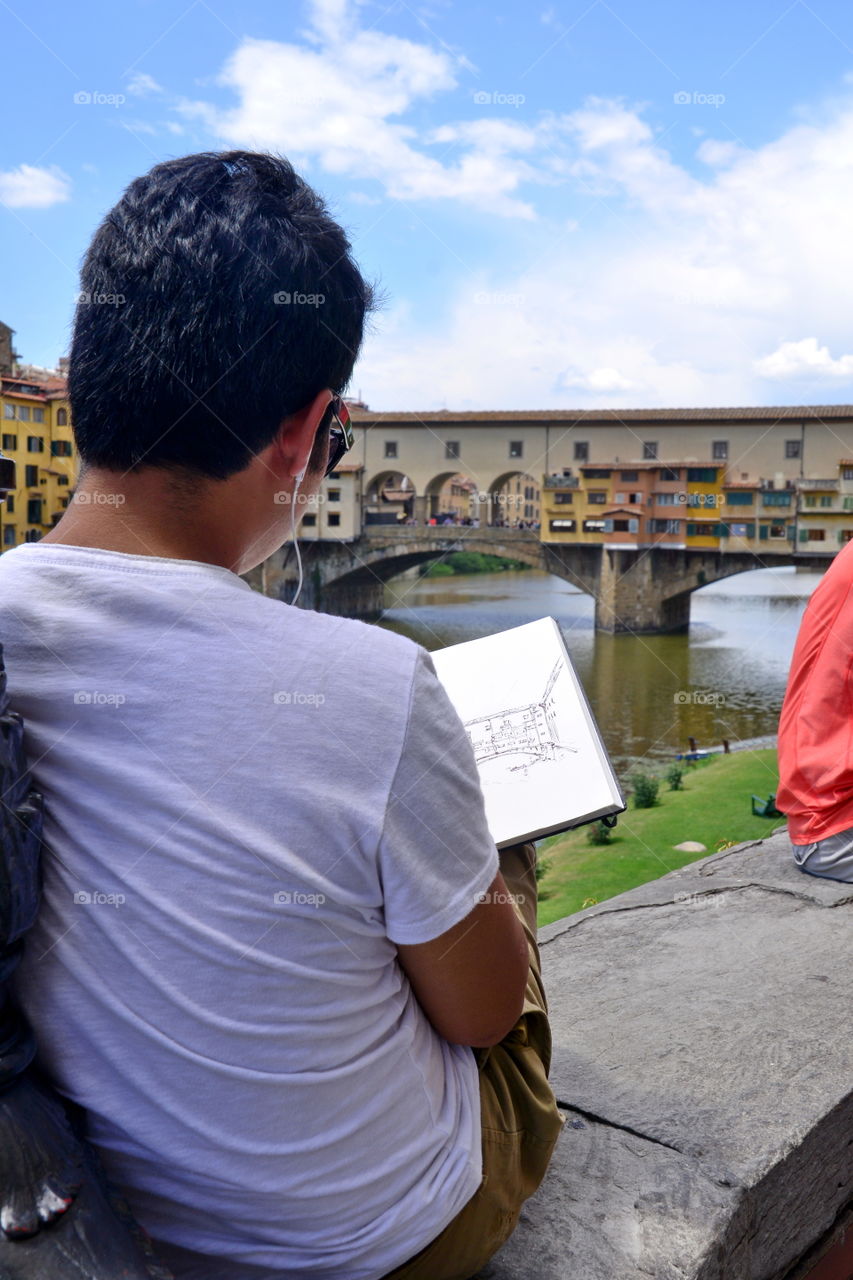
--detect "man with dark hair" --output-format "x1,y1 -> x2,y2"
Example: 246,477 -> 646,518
0,151 -> 562,1279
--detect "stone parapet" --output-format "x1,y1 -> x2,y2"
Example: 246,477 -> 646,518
484,831 -> 853,1280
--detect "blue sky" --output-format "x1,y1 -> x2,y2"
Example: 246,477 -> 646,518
5,0 -> 853,409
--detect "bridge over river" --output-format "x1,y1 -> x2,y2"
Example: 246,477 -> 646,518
250,525 -> 831,633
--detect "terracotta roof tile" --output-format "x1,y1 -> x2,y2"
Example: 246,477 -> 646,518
350,405 -> 853,425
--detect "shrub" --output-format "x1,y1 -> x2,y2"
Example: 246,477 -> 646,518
631,772 -> 660,809
535,854 -> 552,902
665,764 -> 684,791
588,820 -> 612,845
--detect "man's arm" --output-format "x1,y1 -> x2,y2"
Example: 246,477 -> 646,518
396,869 -> 529,1048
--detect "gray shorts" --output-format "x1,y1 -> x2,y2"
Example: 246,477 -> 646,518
793,827 -> 853,883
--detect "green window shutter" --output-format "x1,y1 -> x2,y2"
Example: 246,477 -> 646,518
686,522 -> 696,537
759,524 -> 769,540
717,523 -> 728,537
746,523 -> 755,538
799,527 -> 808,543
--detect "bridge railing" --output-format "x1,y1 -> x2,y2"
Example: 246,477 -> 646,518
359,524 -> 542,542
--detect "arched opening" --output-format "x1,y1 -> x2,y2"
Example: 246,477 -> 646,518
487,470 -> 542,530
423,471 -> 484,525
364,470 -> 416,525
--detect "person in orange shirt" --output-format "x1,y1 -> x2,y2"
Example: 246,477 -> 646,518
777,539 -> 853,883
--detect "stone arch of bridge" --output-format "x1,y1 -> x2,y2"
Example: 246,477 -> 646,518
422,469 -> 486,521
485,468 -> 541,525
364,469 -> 416,503
324,534 -> 549,588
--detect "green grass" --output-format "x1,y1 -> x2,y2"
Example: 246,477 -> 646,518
536,748 -> 782,926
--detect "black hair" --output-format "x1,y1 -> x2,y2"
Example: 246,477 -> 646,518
68,151 -> 374,479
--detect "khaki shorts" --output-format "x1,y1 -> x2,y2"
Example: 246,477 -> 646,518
381,843 -> 564,1280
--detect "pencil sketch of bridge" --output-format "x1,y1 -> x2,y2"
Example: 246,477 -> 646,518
464,660 -> 578,774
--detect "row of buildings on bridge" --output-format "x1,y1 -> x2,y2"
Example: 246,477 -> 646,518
2,316 -> 852,561
298,406 -> 853,558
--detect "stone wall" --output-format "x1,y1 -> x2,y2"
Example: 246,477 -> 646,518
484,831 -> 853,1280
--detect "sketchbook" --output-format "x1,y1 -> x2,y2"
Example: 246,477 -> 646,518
431,617 -> 625,849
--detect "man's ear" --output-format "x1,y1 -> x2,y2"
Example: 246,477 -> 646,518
271,391 -> 331,479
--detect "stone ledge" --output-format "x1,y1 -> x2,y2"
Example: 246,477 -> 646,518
483,830 -> 853,1280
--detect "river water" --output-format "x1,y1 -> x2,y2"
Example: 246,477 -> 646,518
378,567 -> 822,777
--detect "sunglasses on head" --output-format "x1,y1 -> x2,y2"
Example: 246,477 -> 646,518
320,395 -> 354,478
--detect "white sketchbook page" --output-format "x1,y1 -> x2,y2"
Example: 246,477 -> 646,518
431,617 -> 623,847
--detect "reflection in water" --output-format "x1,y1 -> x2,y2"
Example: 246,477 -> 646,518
379,567 -> 822,776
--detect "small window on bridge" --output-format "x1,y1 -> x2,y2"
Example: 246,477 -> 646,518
384,441 -> 398,458
712,440 -> 729,460
554,492 -> 573,504
583,519 -> 606,532
658,466 -> 679,481
785,439 -> 801,458
587,491 -> 607,504
327,489 -> 340,502
302,514 -> 317,527
328,513 -> 341,527
620,470 -> 638,481
643,441 -> 658,459
550,519 -> 576,531
445,441 -> 460,459
574,442 -> 589,461
509,441 -> 523,458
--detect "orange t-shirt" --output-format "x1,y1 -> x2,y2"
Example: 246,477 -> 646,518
777,539 -> 853,845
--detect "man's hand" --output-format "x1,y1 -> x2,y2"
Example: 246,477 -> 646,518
396,871 -> 529,1048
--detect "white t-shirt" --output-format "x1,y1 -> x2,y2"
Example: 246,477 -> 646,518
0,543 -> 500,1279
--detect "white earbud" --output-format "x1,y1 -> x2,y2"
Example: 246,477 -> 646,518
290,469 -> 306,606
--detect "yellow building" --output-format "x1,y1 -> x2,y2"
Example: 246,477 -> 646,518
795,465 -> 853,552
1,372 -> 75,549
298,460 -> 364,540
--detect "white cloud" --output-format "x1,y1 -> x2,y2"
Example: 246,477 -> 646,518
356,90 -> 853,410
177,0 -> 547,217
0,164 -> 71,208
563,367 -> 637,392
755,338 -> 853,380
127,72 -> 163,96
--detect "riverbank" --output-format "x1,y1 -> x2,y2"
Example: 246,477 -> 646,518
537,748 -> 782,926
